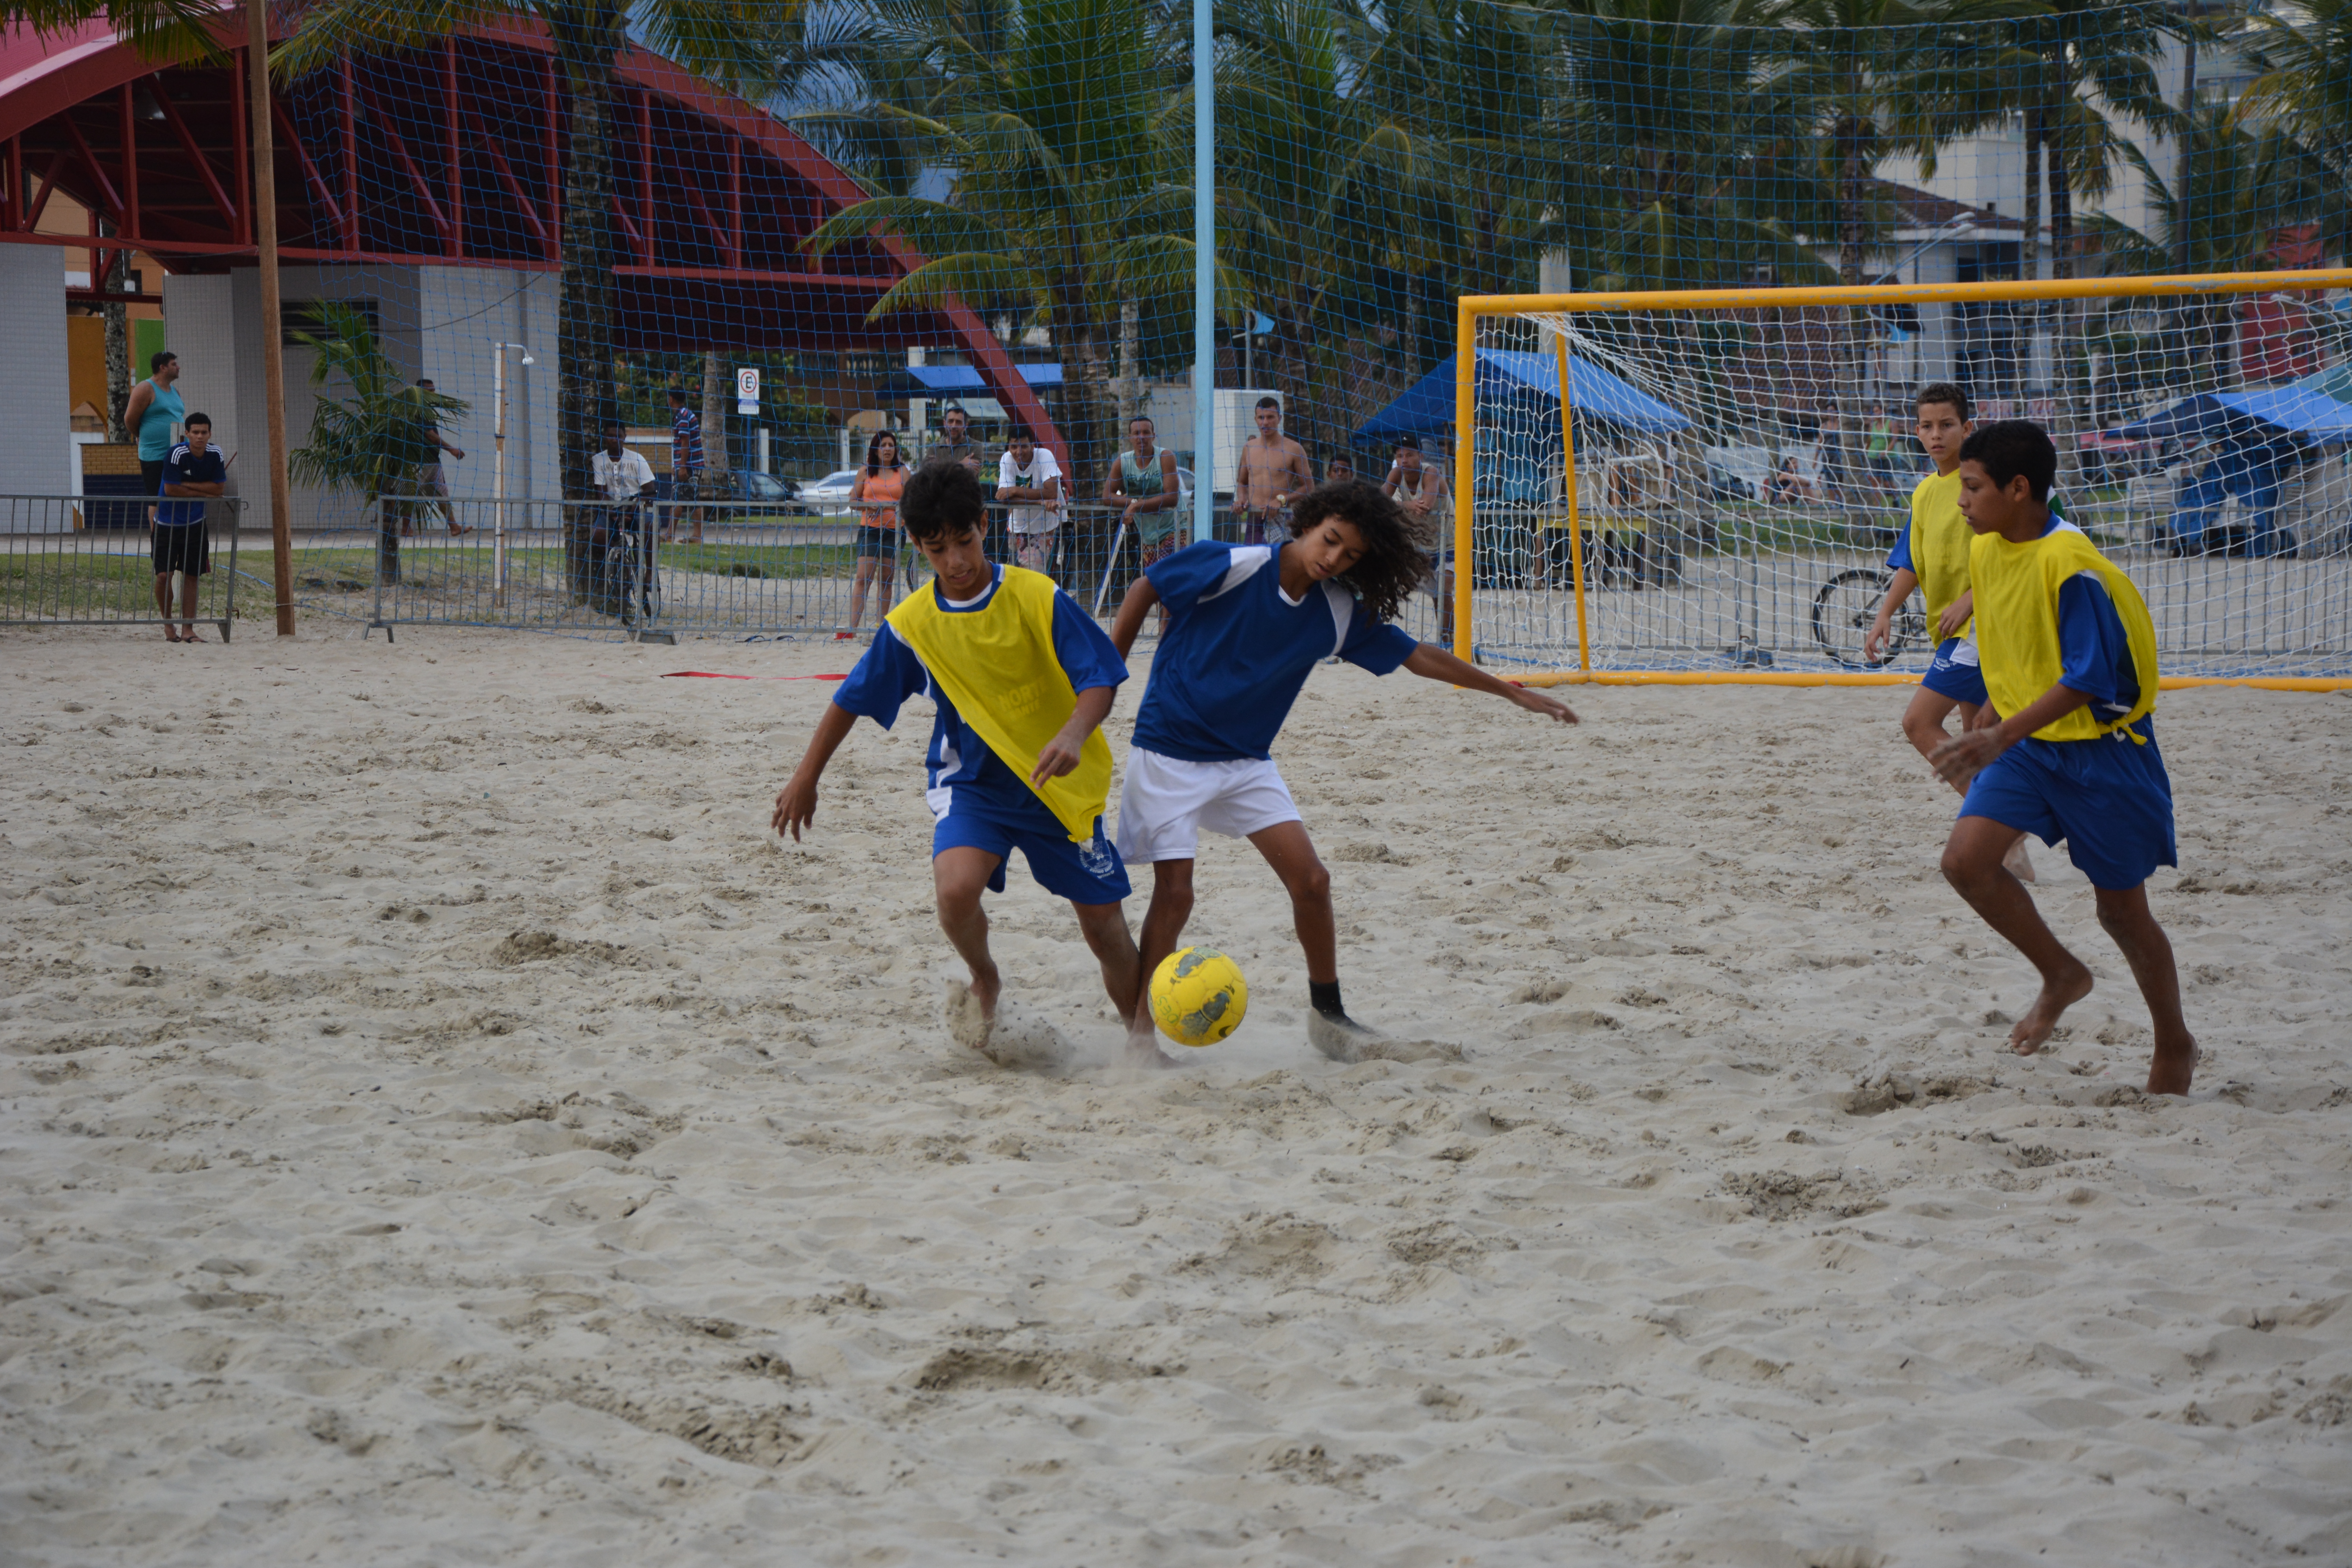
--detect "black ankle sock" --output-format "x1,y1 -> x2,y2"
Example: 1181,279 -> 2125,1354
1310,980 -> 1345,1018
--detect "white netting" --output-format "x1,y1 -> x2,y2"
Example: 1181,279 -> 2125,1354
1465,283 -> 2352,677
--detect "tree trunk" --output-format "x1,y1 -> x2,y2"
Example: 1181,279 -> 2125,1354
2021,107 -> 2043,285
2046,57 -> 2078,486
101,239 -> 131,437
553,7 -> 624,602
1837,108 -> 1868,526
701,350 -> 730,476
1113,300 -> 1142,429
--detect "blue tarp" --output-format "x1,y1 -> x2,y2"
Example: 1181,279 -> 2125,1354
2106,385 -> 2352,446
1351,349 -> 1692,444
886,363 -> 1063,397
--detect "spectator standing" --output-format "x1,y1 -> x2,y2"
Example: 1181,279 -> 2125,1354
1381,435 -> 1455,644
845,431 -> 909,639
995,429 -> 1065,573
1232,396 -> 1312,546
123,349 -> 183,526
668,387 -> 706,544
409,379 -> 470,536
153,411 -> 225,643
1104,414 -> 1181,565
1325,452 -> 1357,485
925,405 -> 988,475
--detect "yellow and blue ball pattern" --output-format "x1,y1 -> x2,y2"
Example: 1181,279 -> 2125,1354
1149,947 -> 1249,1047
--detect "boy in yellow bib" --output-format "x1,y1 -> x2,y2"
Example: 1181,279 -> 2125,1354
1928,422 -> 2197,1096
1865,383 -> 2036,881
772,463 -> 1144,1068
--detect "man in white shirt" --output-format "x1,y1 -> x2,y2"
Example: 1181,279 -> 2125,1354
592,422 -> 657,504
580,422 -> 657,608
995,429 -> 1065,573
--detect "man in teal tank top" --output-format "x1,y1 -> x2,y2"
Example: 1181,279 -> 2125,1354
122,350 -> 184,524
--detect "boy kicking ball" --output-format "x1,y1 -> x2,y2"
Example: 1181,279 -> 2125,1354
1927,421 -> 2197,1096
771,463 -> 1144,1069
1864,383 -> 2034,882
1109,479 -> 1577,1067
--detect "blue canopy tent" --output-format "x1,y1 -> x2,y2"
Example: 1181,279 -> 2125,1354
2107,386 -> 2352,557
1352,348 -> 1691,445
2105,385 -> 2352,446
880,363 -> 1064,426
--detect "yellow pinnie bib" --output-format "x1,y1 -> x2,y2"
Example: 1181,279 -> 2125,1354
1907,468 -> 1974,635
885,566 -> 1113,842
1968,520 -> 2160,744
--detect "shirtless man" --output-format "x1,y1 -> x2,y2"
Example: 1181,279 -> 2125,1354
1232,397 -> 1312,548
1381,435 -> 1454,644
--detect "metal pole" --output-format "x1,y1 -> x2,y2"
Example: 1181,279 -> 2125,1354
247,0 -> 295,637
1191,0 -> 1214,550
493,346 -> 508,606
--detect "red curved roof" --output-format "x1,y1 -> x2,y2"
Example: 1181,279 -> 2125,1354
0,18 -> 1062,448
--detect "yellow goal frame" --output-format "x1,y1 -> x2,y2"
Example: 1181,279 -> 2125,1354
1449,269 -> 2352,693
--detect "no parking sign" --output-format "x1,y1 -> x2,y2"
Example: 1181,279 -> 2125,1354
735,367 -> 760,415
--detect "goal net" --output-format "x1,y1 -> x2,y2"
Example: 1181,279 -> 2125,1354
1452,272 -> 2352,681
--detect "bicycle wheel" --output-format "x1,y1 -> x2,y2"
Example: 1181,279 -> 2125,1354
636,539 -> 662,623
606,544 -> 638,627
1811,567 -> 1895,669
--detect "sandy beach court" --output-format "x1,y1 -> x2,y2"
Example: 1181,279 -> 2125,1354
3,626 -> 2348,1566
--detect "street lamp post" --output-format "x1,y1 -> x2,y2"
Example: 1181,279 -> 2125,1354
492,342 -> 534,606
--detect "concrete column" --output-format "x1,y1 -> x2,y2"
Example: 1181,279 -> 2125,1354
0,245 -> 72,501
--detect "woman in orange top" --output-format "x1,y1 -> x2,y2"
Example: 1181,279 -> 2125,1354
845,431 -> 909,638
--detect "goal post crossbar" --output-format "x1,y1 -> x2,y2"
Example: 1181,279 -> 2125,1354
1448,269 -> 2352,689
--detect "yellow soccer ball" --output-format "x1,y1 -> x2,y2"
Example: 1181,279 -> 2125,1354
1150,947 -> 1249,1047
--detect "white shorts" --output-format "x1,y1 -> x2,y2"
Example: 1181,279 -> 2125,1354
1114,748 -> 1301,864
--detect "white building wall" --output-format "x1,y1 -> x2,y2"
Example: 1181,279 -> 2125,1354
0,245 -> 73,501
416,266 -> 559,503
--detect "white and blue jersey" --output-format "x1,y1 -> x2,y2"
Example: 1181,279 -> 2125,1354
156,441 -> 226,527
830,567 -> 1131,901
1133,542 -> 1418,762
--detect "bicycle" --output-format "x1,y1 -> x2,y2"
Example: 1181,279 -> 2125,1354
1811,566 -> 1921,669
592,505 -> 662,628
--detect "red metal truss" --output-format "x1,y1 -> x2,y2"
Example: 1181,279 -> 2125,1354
0,18 -> 1063,449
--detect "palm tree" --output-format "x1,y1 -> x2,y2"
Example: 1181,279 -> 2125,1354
275,0 -> 784,520
288,303 -> 471,584
2232,0 -> 2352,257
0,0 -> 231,62
2082,101 -> 2338,390
795,0 -> 1202,479
1539,0 -> 1804,293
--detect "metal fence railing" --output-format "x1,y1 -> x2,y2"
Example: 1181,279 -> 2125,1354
0,495 -> 243,640
348,493 -> 1457,646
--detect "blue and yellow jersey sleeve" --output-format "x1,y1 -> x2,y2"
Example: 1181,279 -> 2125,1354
1969,517 -> 2160,743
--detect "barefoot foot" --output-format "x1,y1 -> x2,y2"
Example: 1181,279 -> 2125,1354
2009,961 -> 2094,1055
1124,1030 -> 1185,1071
2002,837 -> 2037,884
2146,1036 -> 2199,1096
943,981 -> 1071,1073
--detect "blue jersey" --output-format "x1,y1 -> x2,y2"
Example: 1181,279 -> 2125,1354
831,565 -> 1127,823
156,441 -> 226,526
2049,551 -> 2143,737
1132,541 -> 1418,763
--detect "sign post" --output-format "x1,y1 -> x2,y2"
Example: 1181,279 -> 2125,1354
735,367 -> 760,416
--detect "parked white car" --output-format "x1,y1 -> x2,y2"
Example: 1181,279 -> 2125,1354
796,469 -> 862,515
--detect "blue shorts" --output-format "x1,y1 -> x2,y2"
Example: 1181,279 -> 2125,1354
1920,636 -> 1988,706
1960,727 -> 2177,891
932,789 -> 1131,906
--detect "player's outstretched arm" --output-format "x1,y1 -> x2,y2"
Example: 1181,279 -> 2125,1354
1865,567 -> 1919,664
1111,577 -> 1161,660
772,702 -> 859,842
1931,681 -> 2091,788
1401,643 -> 1578,724
1032,685 -> 1117,786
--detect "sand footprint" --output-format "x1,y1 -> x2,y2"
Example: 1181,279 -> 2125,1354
944,982 -> 1075,1074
